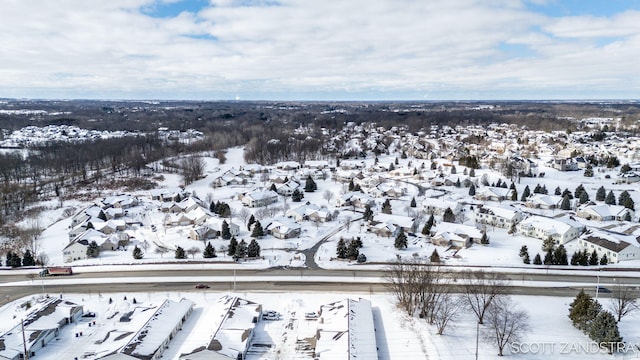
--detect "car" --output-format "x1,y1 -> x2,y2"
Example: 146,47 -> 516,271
304,311 -> 319,319
195,283 -> 210,289
262,310 -> 280,320
82,312 -> 96,318
597,286 -> 611,293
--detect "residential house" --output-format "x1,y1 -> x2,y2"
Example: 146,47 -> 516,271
241,190 -> 278,208
431,223 -> 483,245
576,204 -> 634,222
549,158 -> 579,171
179,296 -> 262,360
371,213 -> 418,233
286,203 -> 333,223
337,192 -> 375,210
517,215 -> 585,245
525,194 -> 563,209
474,187 -> 514,202
265,217 -> 302,239
578,231 -> 640,263
100,299 -> 194,360
422,198 -> 462,216
474,205 -> 523,229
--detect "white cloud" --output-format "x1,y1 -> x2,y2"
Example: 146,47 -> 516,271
0,0 -> 638,99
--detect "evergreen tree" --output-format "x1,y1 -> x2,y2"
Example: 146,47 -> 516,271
619,190 -> 635,210
442,207 -> 456,223
227,237 -> 238,256
363,204 -> 374,222
589,250 -> 599,265
454,178 -> 461,188
381,199 -> 392,214
423,214 -> 435,235
221,220 -> 232,240
511,188 -> 518,201
348,179 -> 355,192
469,183 -> 476,196
596,186 -> 606,201
346,240 -> 360,260
600,254 -> 608,265
175,246 -> 186,259
583,164 -> 594,177
542,236 -> 556,253
562,188 -> 573,199
22,250 -> 35,266
543,250 -> 553,265
523,252 -> 531,264
291,189 -> 303,202
235,239 -> 247,259
247,214 -> 256,231
394,229 -> 408,249
540,185 -> 548,194
480,232 -> 489,245
450,165 -> 457,174
624,212 -> 632,221
533,184 -> 542,194
304,176 -> 317,192
579,190 -> 589,204
247,239 -> 261,258
519,245 -> 529,258
410,197 -> 417,208
605,191 -> 616,205
533,253 -> 542,265
588,311 -> 623,353
554,186 -> 562,196
132,245 -> 144,260
570,251 -> 580,265
251,220 -> 264,238
6,252 -> 21,268
469,168 -> 476,177
357,253 -> 367,263
579,249 -> 589,266
560,195 -> 571,210
568,289 -> 602,332
521,185 -> 530,201
430,249 -> 441,263
269,183 -> 277,192
336,238 -> 347,259
86,240 -> 100,258
203,242 -> 217,258
554,245 -> 568,265
574,184 -> 585,199
98,210 -> 107,221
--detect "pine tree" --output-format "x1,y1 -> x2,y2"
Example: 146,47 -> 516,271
469,168 -> 476,177
523,252 -> 531,264
6,252 -> 21,268
251,220 -> 264,238
455,178 -> 461,188
423,214 -> 435,235
579,249 -> 589,266
596,186 -> 606,201
600,254 -> 608,265
98,210 -> 107,221
235,239 -> 247,259
583,165 -> 594,177
442,207 -> 455,223
554,245 -> 568,265
570,251 -> 579,265
175,246 -> 186,259
22,250 -> 35,266
469,183 -> 476,196
336,238 -> 347,259
203,242 -> 217,258
533,253 -> 542,265
562,188 -> 573,199
619,191 -> 635,210
363,204 -> 374,221
579,190 -> 589,204
480,232 -> 489,245
574,184 -> 585,199
511,188 -> 518,201
589,250 -> 599,265
247,239 -> 261,258
304,176 -> 317,192
569,289 -> 602,331
247,214 -> 256,231
348,179 -> 355,192
86,240 -> 101,258
381,199 -> 392,214
410,197 -> 417,208
560,195 -> 571,210
521,185 -> 530,201
269,183 -> 277,192
430,249 -> 441,263
519,245 -> 529,258
554,186 -> 562,196
346,240 -> 360,260
227,237 -> 238,256
394,229 -> 408,249
533,184 -> 542,193
543,250 -> 553,265
605,191 -> 616,205
357,253 -> 367,263
291,189 -> 303,202
588,311 -> 622,353
132,245 -> 144,260
450,165 -> 456,174
542,236 -> 556,253
221,220 -> 231,240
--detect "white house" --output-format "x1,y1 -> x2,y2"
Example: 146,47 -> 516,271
525,194 -> 563,209
241,190 -> 278,208
576,204 -> 634,222
578,231 -> 640,263
265,217 -> 302,239
517,215 -> 585,244
422,198 -> 462,216
372,213 -> 418,233
474,205 -> 523,229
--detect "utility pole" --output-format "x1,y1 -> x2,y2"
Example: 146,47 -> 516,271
475,321 -> 479,360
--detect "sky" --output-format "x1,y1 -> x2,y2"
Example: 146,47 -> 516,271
1,0 -> 639,101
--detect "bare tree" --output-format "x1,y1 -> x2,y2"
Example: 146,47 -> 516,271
433,293 -> 464,335
610,284 -> 638,322
186,247 -> 201,259
238,208 -> 252,225
484,297 -> 530,357
154,247 -> 170,258
180,156 -> 206,185
343,215 -> 352,231
461,270 -> 508,324
323,189 -> 334,204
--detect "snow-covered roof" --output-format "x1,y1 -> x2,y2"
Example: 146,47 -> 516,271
373,213 -> 415,230
580,230 -> 638,253
476,204 -> 520,220
518,215 -> 584,235
433,223 -> 482,239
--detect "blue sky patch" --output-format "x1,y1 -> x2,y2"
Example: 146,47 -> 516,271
142,0 -> 209,18
528,0 -> 640,17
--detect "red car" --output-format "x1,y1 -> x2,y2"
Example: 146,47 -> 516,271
195,283 -> 210,289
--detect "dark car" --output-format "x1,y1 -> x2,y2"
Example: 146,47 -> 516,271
597,286 -> 611,293
195,283 -> 210,289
